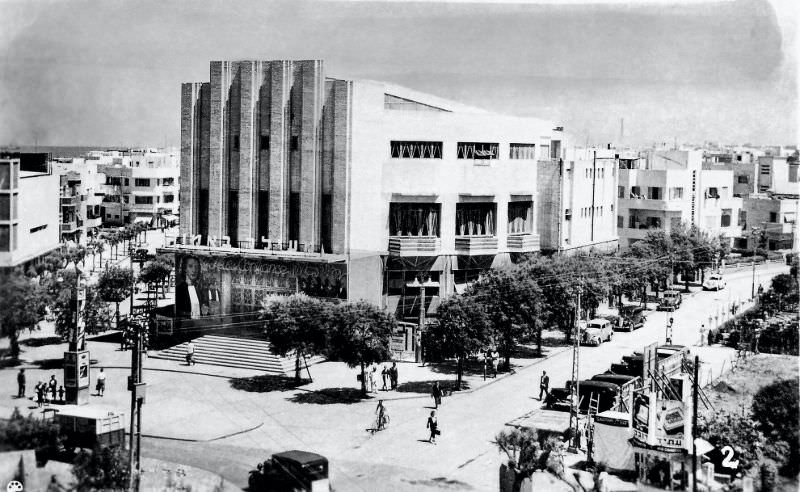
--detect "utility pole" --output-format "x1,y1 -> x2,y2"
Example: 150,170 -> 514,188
692,355 -> 699,492
127,316 -> 146,492
569,290 -> 582,452
750,227 -> 760,299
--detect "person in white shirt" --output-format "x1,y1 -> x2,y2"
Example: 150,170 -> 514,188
186,341 -> 196,366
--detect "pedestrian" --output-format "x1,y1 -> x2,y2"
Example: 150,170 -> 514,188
426,410 -> 439,444
374,399 -> 388,432
539,370 -> 550,400
48,374 -> 58,402
381,365 -> 388,391
491,349 -> 499,377
699,324 -> 705,346
186,341 -> 196,365
36,381 -> 45,408
57,386 -> 65,403
367,366 -> 375,393
431,381 -> 442,409
390,362 -> 398,390
96,368 -> 106,396
17,368 -> 25,398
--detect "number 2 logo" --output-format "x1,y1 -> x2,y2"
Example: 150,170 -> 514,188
721,446 -> 740,469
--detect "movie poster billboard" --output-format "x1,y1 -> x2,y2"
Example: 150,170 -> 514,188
653,399 -> 686,449
632,390 -> 650,443
174,253 -> 347,319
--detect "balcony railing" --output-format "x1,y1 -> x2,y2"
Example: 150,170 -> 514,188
506,233 -> 540,252
61,222 -> 78,233
455,235 -> 498,255
388,236 -> 441,256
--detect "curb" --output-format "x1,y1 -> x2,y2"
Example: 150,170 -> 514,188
127,422 -> 266,443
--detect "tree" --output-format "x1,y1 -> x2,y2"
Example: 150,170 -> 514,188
495,427 -> 564,481
473,266 -> 544,367
138,258 -> 172,300
0,271 -> 46,358
697,410 -> 764,475
752,379 -> 799,475
97,267 -> 135,331
770,274 -> 798,311
72,445 -> 130,491
94,241 -> 105,270
261,294 -> 331,382
423,294 -> 490,388
46,269 -> 113,340
326,301 -> 396,396
0,407 -> 62,461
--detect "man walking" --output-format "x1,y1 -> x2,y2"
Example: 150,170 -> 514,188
96,368 -> 107,396
186,341 -> 196,366
17,369 -> 25,398
390,362 -> 398,390
539,370 -> 550,400
431,381 -> 442,409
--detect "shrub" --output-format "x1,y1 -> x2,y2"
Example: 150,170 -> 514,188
73,445 -> 130,491
752,379 -> 799,475
0,408 -> 62,463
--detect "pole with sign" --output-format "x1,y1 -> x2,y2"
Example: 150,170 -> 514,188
64,274 -> 90,405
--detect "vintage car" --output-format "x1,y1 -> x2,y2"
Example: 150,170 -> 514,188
545,380 -> 621,413
250,450 -> 330,492
618,305 -> 647,331
658,290 -> 683,311
702,273 -> 727,291
582,318 -> 613,346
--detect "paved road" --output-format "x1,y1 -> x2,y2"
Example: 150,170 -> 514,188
170,263 -> 786,491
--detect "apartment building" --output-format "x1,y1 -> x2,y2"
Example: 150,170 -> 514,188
0,153 -> 60,271
170,59 -> 564,322
97,149 -> 180,227
617,150 -> 743,249
53,158 -> 106,244
537,148 -> 619,254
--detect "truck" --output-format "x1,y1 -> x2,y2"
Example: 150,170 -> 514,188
45,406 -> 125,452
658,290 -> 683,311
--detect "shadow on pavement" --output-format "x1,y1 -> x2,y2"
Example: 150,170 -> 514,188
33,358 -> 64,370
395,379 -> 470,394
21,336 -> 64,347
89,332 -> 123,344
512,345 -> 548,358
229,375 -> 310,393
289,387 -> 371,405
426,360 -> 486,377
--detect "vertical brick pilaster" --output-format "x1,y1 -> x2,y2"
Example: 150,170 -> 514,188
180,83 -> 199,237
330,79 -> 352,254
298,60 -> 324,250
208,61 -> 233,240
267,61 -> 292,244
237,61 -> 261,244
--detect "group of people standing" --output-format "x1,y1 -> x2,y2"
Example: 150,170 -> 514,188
365,362 -> 399,392
16,368 -> 108,407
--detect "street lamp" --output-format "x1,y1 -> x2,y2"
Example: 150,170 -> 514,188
750,227 -> 761,299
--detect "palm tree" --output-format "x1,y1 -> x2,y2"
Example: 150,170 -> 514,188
95,241 -> 105,270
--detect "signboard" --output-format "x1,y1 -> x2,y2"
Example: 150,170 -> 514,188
631,390 -> 650,443
64,350 -> 90,389
653,399 -> 686,449
77,351 -> 90,388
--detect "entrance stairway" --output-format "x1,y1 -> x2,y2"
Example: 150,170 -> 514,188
150,335 -> 325,375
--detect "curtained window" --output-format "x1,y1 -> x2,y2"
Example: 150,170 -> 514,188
455,203 -> 496,236
509,143 -> 536,160
389,203 -> 441,237
507,201 -> 533,233
457,142 -> 498,160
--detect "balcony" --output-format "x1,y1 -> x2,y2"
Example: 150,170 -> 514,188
388,236 -> 441,256
506,233 -> 540,252
455,236 -> 498,255
618,197 -> 683,212
61,221 -> 78,233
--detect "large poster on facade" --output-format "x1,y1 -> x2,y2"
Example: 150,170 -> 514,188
632,390 -> 650,443
653,399 -> 686,449
174,253 -> 347,318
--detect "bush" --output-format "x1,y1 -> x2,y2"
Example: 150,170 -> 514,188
697,411 -> 764,475
73,445 -> 130,491
0,408 -> 62,463
752,379 -> 799,475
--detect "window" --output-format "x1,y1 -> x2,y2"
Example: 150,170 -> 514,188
617,216 -> 624,228
760,164 -> 771,174
630,186 -> 642,198
610,204 -> 614,213
163,194 -> 174,203
457,142 -> 498,160
106,176 -> 122,186
628,216 -> 639,229
721,209 -> 732,227
260,135 -> 270,151
134,196 -> 153,205
290,136 -> 299,151
618,186 -> 625,199
769,212 -> 778,223
647,187 -> 662,200
738,210 -> 747,227
737,175 -> 749,184
156,196 -> 160,203
390,141 -> 443,159
162,178 -> 174,186
0,194 -> 9,220
124,178 -> 129,186
669,187 -> 684,200
507,201 -> 533,234
0,162 -> 10,190
565,208 -> 572,220
123,196 -> 129,204
134,178 -> 150,187
509,143 -> 536,160
647,217 -> 662,229
550,140 -> 561,159
0,224 -> 9,251
389,203 -> 441,237
705,187 -> 719,199
30,224 -> 47,233
455,203 -> 496,236
784,212 -> 796,224
233,135 -> 240,151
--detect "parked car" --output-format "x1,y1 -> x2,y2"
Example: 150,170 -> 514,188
702,273 -> 726,291
658,290 -> 683,311
618,305 -> 647,331
582,318 -> 613,346
598,314 -> 624,331
249,450 -> 330,492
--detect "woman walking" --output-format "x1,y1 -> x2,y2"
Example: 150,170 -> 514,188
427,410 -> 439,444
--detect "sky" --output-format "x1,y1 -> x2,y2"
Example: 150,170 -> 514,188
0,0 -> 797,148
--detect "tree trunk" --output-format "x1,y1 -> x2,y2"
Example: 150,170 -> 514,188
294,352 -> 302,382
536,325 -> 543,357
115,303 -> 120,331
360,361 -> 367,396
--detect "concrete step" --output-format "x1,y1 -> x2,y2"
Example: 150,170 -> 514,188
150,335 -> 325,376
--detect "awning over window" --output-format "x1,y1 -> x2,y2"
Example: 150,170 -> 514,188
134,216 -> 151,224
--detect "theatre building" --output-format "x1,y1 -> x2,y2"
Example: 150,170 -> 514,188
170,59 -> 564,323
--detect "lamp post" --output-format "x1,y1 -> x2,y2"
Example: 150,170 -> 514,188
59,267 -> 90,405
750,227 -> 761,299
